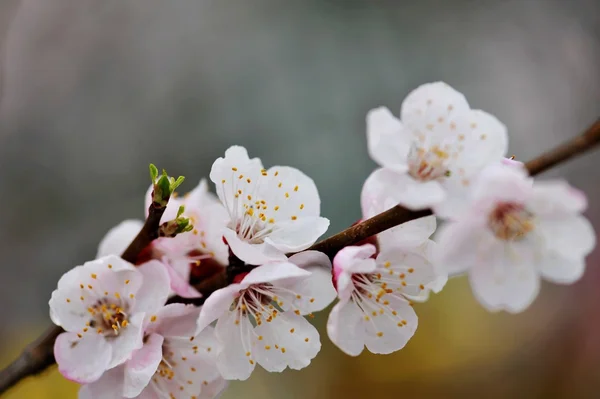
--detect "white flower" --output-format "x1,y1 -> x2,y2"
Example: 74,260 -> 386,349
327,244 -> 436,356
98,179 -> 229,298
196,251 -> 336,380
437,163 -> 596,313
209,146 -> 330,265
366,82 -> 508,217
49,255 -> 171,383
78,304 -> 225,399
150,180 -> 229,298
360,168 -> 447,297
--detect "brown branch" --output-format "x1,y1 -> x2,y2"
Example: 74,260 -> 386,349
120,203 -> 167,263
525,119 -> 600,176
0,200 -> 167,395
1,119 -> 600,395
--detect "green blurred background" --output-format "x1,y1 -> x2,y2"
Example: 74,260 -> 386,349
1,1 -> 599,398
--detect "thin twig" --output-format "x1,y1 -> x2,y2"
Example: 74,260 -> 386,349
1,119 -> 600,394
525,119 -> 600,176
0,200 -> 167,394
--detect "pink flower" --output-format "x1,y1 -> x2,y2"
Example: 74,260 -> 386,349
49,255 -> 171,383
360,166 -> 447,298
98,179 -> 229,298
79,304 -> 226,399
365,82 -> 508,218
196,252 -> 336,380
149,180 -> 229,298
437,163 -> 596,313
209,146 -> 329,265
327,244 -> 436,356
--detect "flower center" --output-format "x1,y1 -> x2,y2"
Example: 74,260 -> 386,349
488,202 -> 534,241
233,284 -> 280,325
86,298 -> 129,337
407,144 -> 450,181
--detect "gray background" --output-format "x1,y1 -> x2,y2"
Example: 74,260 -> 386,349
0,1 -> 599,398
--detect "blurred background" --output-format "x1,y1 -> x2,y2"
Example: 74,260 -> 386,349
0,0 -> 599,398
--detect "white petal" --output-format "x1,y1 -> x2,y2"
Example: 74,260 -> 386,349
198,378 -> 228,399
376,250 -> 437,297
162,332 -> 221,396
450,109 -> 508,173
363,294 -> 417,354
108,312 -> 145,369
197,283 -> 242,332
333,244 -> 377,274
365,168 -> 446,211
288,250 -> 332,270
377,216 -> 436,251
78,366 -> 125,399
469,241 -> 540,313
435,219 -> 494,275
537,215 -> 596,268
123,333 -> 164,398
421,240 -> 448,294
327,299 -> 366,356
85,255 -> 143,297
400,81 -> 470,141
265,216 -> 330,253
185,178 -> 221,208
254,313 -> 321,372
96,220 -> 144,258
279,265 -> 336,314
209,145 -> 263,218
241,262 -> 311,286
163,258 -> 201,299
528,180 -> 588,216
539,252 -> 586,284
366,107 -> 411,170
468,163 -> 532,216
260,165 -> 322,218
223,228 -> 287,265
333,245 -> 377,301
55,332 -> 112,384
146,303 -> 199,338
50,257 -> 142,332
214,311 -> 255,380
134,260 -> 171,315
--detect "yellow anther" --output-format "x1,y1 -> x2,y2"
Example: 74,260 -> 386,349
91,274 -> 97,279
